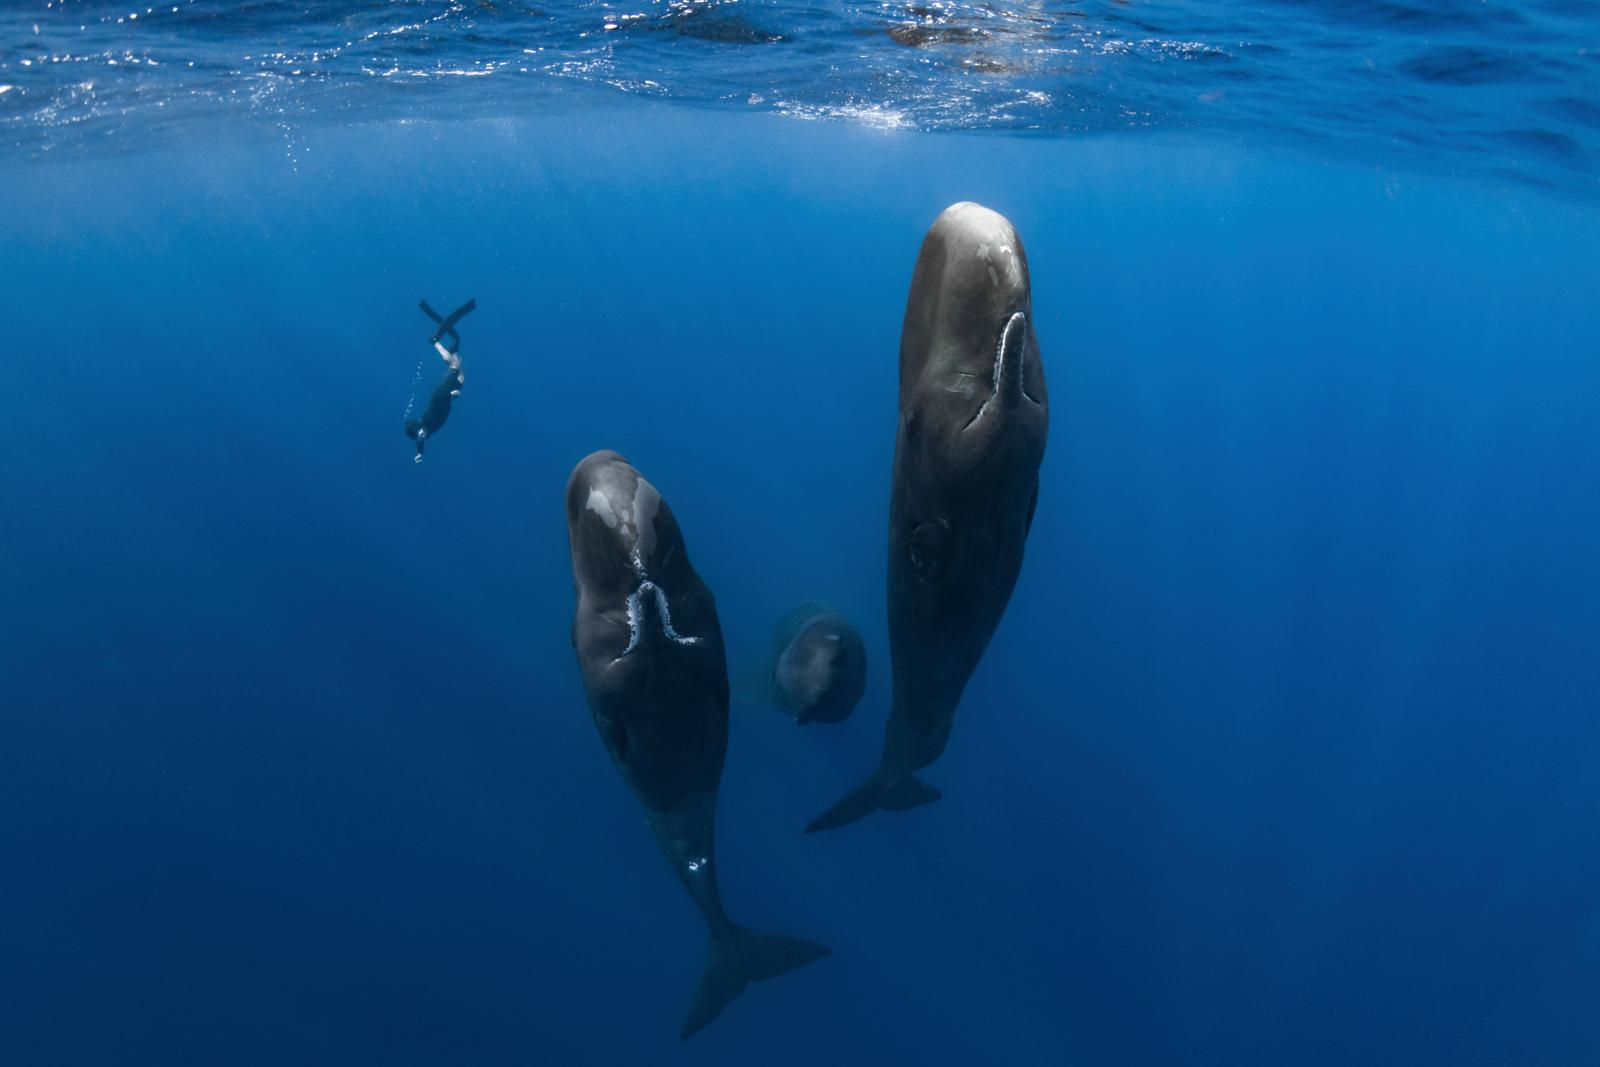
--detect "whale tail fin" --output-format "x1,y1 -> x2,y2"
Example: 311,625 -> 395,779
805,771 -> 941,833
681,925 -> 831,1041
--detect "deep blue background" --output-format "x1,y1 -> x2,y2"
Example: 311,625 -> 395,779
3,106 -> 1599,1064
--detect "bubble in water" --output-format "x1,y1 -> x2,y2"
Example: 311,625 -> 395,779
403,358 -> 423,419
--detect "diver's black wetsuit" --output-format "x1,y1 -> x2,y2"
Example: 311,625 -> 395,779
405,365 -> 462,459
406,298 -> 475,461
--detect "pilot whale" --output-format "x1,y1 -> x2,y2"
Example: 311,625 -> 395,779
566,450 -> 830,1038
763,603 -> 867,726
808,203 -> 1049,833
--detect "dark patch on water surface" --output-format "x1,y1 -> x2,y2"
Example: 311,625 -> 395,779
1524,0 -> 1599,15
581,3 -> 786,44
1489,127 -> 1585,159
1235,41 -> 1287,58
1103,10 -> 1174,36
887,24 -> 991,48
1398,46 -> 1548,86
1304,0 -> 1530,31
960,56 -> 1024,75
882,3 -> 1060,51
1542,96 -> 1600,129
664,12 -> 786,45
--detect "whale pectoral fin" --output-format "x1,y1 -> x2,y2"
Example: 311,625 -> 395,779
1024,477 -> 1039,537
879,774 -> 941,811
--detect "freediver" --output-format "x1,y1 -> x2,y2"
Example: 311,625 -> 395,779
405,298 -> 476,463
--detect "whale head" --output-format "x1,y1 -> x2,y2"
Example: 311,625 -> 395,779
775,614 -> 867,725
565,450 -> 702,656
898,202 -> 1048,467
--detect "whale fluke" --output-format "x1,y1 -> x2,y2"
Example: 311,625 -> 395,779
805,771 -> 941,833
681,926 -> 832,1041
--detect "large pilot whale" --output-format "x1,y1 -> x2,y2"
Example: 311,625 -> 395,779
808,202 -> 1050,833
565,450 -> 830,1039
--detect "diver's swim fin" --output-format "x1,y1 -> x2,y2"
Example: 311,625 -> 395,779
680,924 -> 830,1041
417,299 -> 456,347
419,298 -> 476,346
805,771 -> 941,833
429,298 -> 477,345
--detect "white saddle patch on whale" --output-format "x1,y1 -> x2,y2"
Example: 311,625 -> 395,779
616,579 -> 701,660
586,488 -> 620,529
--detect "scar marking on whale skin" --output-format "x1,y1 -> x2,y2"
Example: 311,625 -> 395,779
586,488 -> 620,529
975,239 -> 1019,291
977,242 -> 1000,288
633,476 -> 662,562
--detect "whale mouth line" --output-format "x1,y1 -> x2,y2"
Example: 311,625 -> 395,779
614,579 -> 701,662
963,310 -> 1037,431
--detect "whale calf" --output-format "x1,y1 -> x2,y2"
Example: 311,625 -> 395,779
764,603 -> 867,726
566,450 -> 830,1038
808,202 -> 1049,833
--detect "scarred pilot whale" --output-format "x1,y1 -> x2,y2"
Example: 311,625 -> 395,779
808,202 -> 1049,833
566,450 -> 830,1039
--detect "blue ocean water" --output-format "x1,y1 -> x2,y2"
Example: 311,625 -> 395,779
3,3 -> 1600,1065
